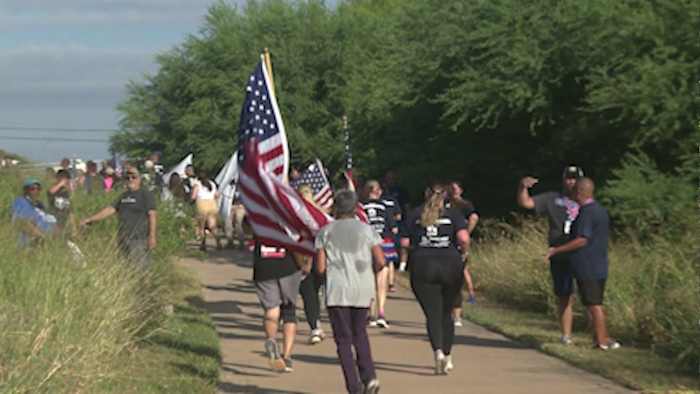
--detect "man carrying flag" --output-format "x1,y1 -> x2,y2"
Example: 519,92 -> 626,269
296,159 -> 334,211
236,53 -> 330,373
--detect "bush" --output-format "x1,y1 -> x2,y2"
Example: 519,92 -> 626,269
599,152 -> 696,239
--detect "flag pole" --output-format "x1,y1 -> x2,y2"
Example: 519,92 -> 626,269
263,48 -> 275,93
343,115 -> 351,170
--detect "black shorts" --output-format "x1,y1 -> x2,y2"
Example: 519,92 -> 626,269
576,278 -> 606,306
549,254 -> 574,297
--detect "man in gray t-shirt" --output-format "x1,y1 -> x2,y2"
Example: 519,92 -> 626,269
517,165 -> 583,345
81,167 -> 157,268
316,190 -> 384,394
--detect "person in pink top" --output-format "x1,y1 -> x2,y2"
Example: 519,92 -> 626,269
103,167 -> 116,192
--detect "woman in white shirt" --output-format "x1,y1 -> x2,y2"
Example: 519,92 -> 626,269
191,172 -> 221,251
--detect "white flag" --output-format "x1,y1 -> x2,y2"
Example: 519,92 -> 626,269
162,153 -> 193,186
215,152 -> 239,223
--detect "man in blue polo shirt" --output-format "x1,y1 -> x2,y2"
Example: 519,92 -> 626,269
12,177 -> 57,246
547,178 -> 620,350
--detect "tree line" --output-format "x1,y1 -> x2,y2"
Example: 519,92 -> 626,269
113,0 -> 700,217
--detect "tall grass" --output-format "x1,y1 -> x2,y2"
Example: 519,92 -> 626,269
472,216 -> 700,371
0,170 -> 193,392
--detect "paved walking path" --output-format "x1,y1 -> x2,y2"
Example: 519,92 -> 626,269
180,249 -> 634,394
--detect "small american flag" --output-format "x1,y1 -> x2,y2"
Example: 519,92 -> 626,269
237,56 -> 331,255
297,159 -> 334,210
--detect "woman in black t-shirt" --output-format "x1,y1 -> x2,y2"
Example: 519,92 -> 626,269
400,183 -> 470,376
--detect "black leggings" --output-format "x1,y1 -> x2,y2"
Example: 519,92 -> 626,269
300,272 -> 323,330
410,250 -> 464,355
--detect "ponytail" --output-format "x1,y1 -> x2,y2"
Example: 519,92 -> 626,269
420,184 -> 446,228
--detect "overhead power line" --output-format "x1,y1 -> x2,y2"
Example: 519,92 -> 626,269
0,126 -> 118,133
0,135 -> 109,143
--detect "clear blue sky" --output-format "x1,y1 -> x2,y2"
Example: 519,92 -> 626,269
0,0 -> 245,164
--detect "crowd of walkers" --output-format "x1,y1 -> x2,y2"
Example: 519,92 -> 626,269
10,155 -> 618,393
253,165 -> 618,394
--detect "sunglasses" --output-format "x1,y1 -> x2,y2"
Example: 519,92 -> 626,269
28,185 -> 41,190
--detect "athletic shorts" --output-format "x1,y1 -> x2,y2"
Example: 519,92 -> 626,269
549,254 -> 574,297
255,271 -> 302,310
576,278 -> 606,306
382,237 -> 399,264
195,199 -> 218,219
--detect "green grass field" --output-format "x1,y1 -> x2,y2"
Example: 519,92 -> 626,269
0,169 -> 220,393
463,217 -> 700,393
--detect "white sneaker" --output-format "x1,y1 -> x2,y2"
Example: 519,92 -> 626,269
434,350 -> 446,375
376,318 -> 390,329
560,335 -> 573,345
454,319 -> 463,327
368,319 -> 378,328
309,329 -> 324,345
444,355 -> 454,373
264,339 -> 286,372
597,339 -> 621,351
398,262 -> 407,271
364,379 -> 380,394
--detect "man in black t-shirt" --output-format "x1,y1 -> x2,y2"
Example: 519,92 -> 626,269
517,165 -> 583,345
547,178 -> 620,350
253,241 -> 303,373
81,167 -> 157,267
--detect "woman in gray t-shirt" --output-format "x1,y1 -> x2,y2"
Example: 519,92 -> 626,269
316,190 -> 384,394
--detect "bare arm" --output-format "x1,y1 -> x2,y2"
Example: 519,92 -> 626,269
16,219 -> 47,239
399,237 -> 410,264
190,184 -> 199,201
316,248 -> 327,274
80,206 -> 116,226
371,244 -> 386,272
517,176 -> 538,209
547,237 -> 587,259
48,179 -> 68,195
147,210 -> 157,250
467,213 -> 479,234
456,229 -> 471,259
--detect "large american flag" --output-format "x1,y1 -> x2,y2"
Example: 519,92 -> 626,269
295,159 -> 334,210
237,56 -> 331,255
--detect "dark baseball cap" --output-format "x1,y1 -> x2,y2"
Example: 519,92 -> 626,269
563,165 -> 584,179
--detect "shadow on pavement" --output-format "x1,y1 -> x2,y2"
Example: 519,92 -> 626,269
382,330 -> 529,349
292,353 -> 434,377
221,362 -> 276,378
218,382 -> 307,394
